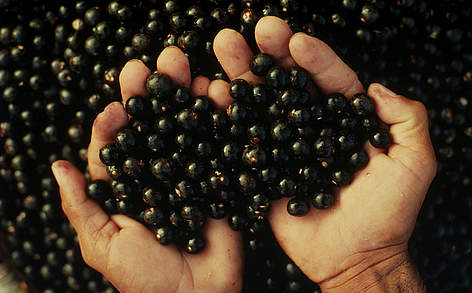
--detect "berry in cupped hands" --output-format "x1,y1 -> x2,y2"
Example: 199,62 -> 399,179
250,53 -> 275,76
146,71 -> 172,98
88,51 -> 391,254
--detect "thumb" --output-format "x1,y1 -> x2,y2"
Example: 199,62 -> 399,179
367,83 -> 437,183
51,160 -> 119,272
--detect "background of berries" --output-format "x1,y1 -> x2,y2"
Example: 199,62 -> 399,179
0,0 -> 470,292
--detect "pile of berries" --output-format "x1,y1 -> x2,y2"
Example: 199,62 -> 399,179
87,53 -> 391,253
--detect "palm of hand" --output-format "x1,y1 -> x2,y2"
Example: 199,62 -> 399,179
271,144 -> 435,283
208,15 -> 436,286
54,47 -> 243,292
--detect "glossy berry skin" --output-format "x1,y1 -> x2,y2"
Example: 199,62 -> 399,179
370,130 -> 393,149
331,170 -> 351,186
112,179 -> 139,200
314,137 -> 335,157
155,226 -> 174,245
347,149 -> 369,171
312,191 -> 335,209
361,115 -> 379,133
142,186 -> 165,206
178,30 -> 200,51
115,129 -> 139,153
288,108 -> 311,126
156,116 -> 176,135
278,89 -> 301,109
143,207 -> 167,226
175,180 -> 196,201
226,101 -> 250,123
242,144 -> 267,168
228,214 -> 248,231
99,143 -> 121,166
192,96 -> 213,114
250,53 -> 275,76
290,138 -> 311,159
86,180 -> 112,203
176,109 -> 199,130
150,158 -> 174,181
146,72 -> 172,98
229,78 -> 250,100
278,178 -> 296,197
326,93 -> 348,114
185,160 -> 205,180
184,234 -> 205,254
106,165 -> 124,180
222,141 -> 241,162
336,132 -> 358,152
125,95 -> 152,119
266,66 -> 288,89
208,202 -> 226,219
251,84 -> 272,106
247,123 -> 267,143
350,93 -> 374,116
146,134 -> 166,154
122,157 -> 143,178
250,193 -> 270,213
300,166 -> 318,182
174,86 -> 192,107
287,197 -> 310,216
289,67 -> 310,89
271,121 -> 292,142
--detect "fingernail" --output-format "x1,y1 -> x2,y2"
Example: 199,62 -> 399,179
377,83 -> 397,98
51,160 -> 69,184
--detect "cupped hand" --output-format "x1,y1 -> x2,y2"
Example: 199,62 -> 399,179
52,47 -> 243,293
211,16 -> 437,291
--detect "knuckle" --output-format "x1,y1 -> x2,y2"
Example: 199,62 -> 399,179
411,100 -> 427,118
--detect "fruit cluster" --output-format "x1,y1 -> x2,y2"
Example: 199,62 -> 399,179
86,53 -> 391,253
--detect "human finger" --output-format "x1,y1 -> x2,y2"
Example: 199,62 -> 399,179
213,28 -> 262,83
255,16 -> 296,68
191,75 -> 211,97
208,79 -> 233,110
367,83 -> 437,183
156,46 -> 191,88
119,59 -> 151,105
52,160 -> 118,272
289,33 -> 364,98
87,102 -> 128,181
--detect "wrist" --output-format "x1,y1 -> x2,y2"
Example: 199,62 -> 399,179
319,248 -> 425,293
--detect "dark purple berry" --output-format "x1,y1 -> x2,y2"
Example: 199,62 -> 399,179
151,158 -> 174,181
350,93 -> 374,116
287,197 -> 310,216
143,207 -> 167,226
289,67 -> 310,89
86,180 -> 112,203
250,53 -> 275,76
312,191 -> 335,209
156,226 -> 174,245
266,66 -> 288,89
229,78 -> 250,100
331,170 -> 351,186
184,234 -> 205,254
370,130 -> 393,148
146,72 -> 172,98
125,95 -> 152,119
347,150 -> 369,171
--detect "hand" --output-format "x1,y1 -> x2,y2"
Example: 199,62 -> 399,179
212,16 -> 436,291
52,47 -> 243,293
